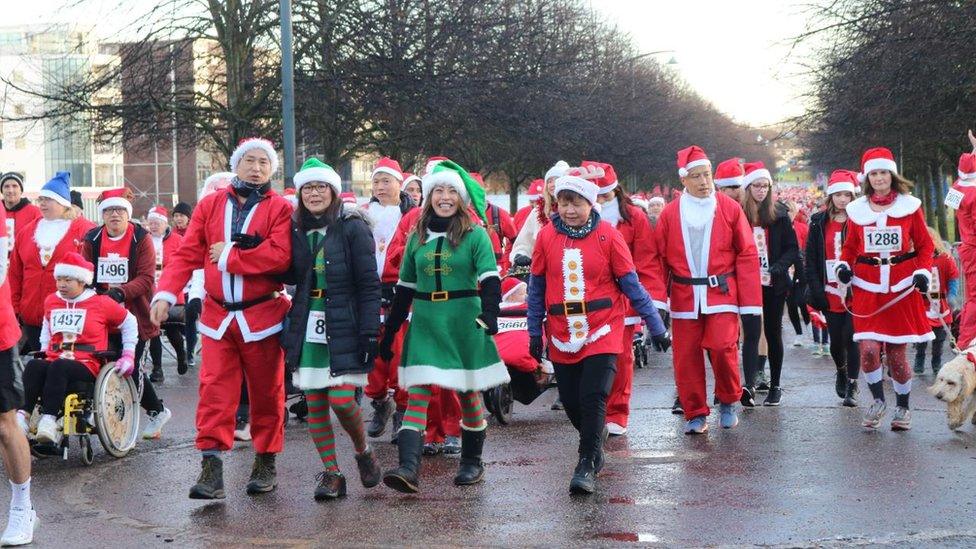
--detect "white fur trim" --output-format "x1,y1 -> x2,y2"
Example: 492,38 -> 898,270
652,300 -> 668,311
502,280 -> 527,301
853,331 -> 935,344
958,170 -> 976,181
230,139 -> 279,173
97,196 -> 132,217
739,306 -> 762,315
403,174 -> 421,187
38,189 -> 71,208
53,263 -> 93,284
293,368 -> 367,390
597,181 -> 619,195
371,167 -> 403,182
715,176 -> 743,188
294,167 -> 342,196
147,211 -> 168,223
478,270 -> 500,282
545,160 -> 569,182
913,268 -> 932,284
397,279 -> 417,289
678,158 -> 710,177
422,170 -> 469,204
743,169 -> 772,187
217,241 -> 235,272
554,175 -> 599,205
892,378 -> 912,395
862,158 -> 898,177
550,324 -> 613,353
826,182 -> 857,195
864,368 -> 883,384
845,194 -> 921,225
398,362 -> 511,392
151,291 -> 178,306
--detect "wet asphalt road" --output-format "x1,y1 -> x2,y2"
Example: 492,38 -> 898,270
16,335 -> 976,548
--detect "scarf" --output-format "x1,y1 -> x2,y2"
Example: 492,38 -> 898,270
552,211 -> 600,239
427,215 -> 451,233
232,176 -> 271,198
299,209 -> 333,232
869,191 -> 896,206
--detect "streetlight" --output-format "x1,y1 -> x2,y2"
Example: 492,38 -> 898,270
280,0 -> 296,188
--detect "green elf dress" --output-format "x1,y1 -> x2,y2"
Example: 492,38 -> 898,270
397,225 -> 508,391
295,228 -> 368,389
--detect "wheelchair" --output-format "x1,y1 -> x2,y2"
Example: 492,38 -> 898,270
27,351 -> 141,465
142,305 -> 187,369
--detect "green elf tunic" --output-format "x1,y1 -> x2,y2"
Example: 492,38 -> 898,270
295,228 -> 368,390
398,225 -> 508,391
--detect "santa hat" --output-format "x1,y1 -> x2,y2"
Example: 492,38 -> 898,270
826,169 -> 859,195
501,277 -> 527,301
526,178 -> 544,200
339,192 -> 358,206
371,157 -> 403,182
649,196 -> 665,206
0,172 -> 24,192
545,160 -> 570,182
54,252 -> 94,285
553,168 -> 600,206
959,153 -> 976,181
38,171 -> 72,208
402,173 -> 421,189
295,157 -> 342,197
200,172 -> 235,200
97,187 -> 133,217
471,172 -> 486,188
424,156 -> 449,175
282,187 -> 298,209
714,158 -> 744,188
582,160 -> 619,195
742,161 -> 772,188
676,146 -> 710,177
422,160 -> 488,224
858,147 -> 897,183
147,205 -> 168,223
229,137 -> 279,174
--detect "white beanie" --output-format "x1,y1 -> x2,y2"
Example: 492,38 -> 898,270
545,160 -> 570,182
553,174 -> 599,206
229,138 -> 279,174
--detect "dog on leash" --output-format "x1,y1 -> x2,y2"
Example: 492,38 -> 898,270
929,348 -> 976,430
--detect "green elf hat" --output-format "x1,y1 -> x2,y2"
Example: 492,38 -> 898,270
294,157 -> 342,197
421,159 -> 488,224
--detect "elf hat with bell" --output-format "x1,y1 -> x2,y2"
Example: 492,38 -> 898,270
421,159 -> 488,224
294,158 -> 342,197
54,252 -> 94,285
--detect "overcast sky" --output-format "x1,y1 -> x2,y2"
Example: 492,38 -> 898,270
5,0 -> 814,128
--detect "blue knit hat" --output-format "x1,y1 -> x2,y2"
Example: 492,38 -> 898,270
38,172 -> 72,208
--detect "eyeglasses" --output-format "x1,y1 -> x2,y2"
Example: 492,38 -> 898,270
301,184 -> 330,195
750,184 -> 770,190
103,207 -> 127,214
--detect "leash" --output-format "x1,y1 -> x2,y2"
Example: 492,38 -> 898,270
926,294 -> 961,354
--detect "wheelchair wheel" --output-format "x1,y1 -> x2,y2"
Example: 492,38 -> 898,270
80,435 -> 94,465
93,366 -> 140,458
485,384 -> 513,425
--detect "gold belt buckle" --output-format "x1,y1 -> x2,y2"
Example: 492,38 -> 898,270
563,300 -> 586,315
309,289 -> 324,299
430,291 -> 449,302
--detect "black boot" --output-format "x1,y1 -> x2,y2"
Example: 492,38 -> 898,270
383,428 -> 422,493
834,367 -> 846,399
150,364 -> 165,383
245,453 -> 277,495
314,471 -> 347,500
367,397 -> 394,438
842,380 -> 858,408
569,455 -> 597,495
740,386 -> 756,407
454,429 -> 487,485
593,425 -> 609,474
189,455 -> 225,499
355,447 -> 382,488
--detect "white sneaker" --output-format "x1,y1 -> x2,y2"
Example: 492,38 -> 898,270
792,338 -> 804,348
233,421 -> 252,442
0,507 -> 36,546
606,422 -> 627,436
141,407 -> 172,440
34,415 -> 60,446
14,412 -> 29,438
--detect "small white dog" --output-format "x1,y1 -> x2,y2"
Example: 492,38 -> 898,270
929,348 -> 976,430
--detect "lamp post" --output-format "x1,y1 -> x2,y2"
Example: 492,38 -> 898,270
280,0 -> 297,188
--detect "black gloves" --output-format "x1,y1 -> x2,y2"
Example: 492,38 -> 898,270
806,287 -> 829,312
231,232 -> 263,250
913,273 -> 929,294
836,264 -> 853,284
529,336 -> 544,362
768,263 -> 787,277
477,277 -> 501,335
513,254 -> 531,267
379,285 -> 415,361
361,335 -> 379,365
651,332 -> 671,352
380,285 -> 396,309
378,332 -> 395,362
185,298 -> 201,317
106,287 -> 126,304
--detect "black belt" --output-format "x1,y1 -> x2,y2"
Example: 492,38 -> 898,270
214,293 -> 276,311
415,289 -> 478,302
52,343 -> 96,352
548,298 -> 613,316
856,251 -> 917,266
672,272 -> 733,294
309,288 -> 326,299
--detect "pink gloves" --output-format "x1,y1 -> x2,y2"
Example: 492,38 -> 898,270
114,350 -> 136,377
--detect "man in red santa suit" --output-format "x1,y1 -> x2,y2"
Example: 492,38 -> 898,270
654,146 -> 762,434
150,137 -> 292,499
949,132 -> 976,349
470,172 -> 518,274
514,179 -> 544,234
146,205 -> 188,379
361,157 -> 415,441
1,173 -> 41,257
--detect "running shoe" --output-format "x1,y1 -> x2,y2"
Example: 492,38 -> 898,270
606,422 -> 627,436
862,399 -> 886,429
740,386 -> 756,407
234,419 -> 252,442
719,404 -> 738,428
141,407 -> 172,439
422,441 -> 443,456
684,416 -> 708,434
671,396 -> 684,415
34,415 -> 60,446
763,387 -> 782,407
891,406 -> 912,431
443,436 -> 461,456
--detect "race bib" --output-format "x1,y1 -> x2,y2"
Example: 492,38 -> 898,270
497,317 -> 528,334
945,188 -> 965,210
753,227 -> 771,286
825,259 -> 838,283
305,310 -> 328,344
5,218 -> 13,249
97,255 -> 128,284
50,308 -> 86,335
863,226 -> 902,254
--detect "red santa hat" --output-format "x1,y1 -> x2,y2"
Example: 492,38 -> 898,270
54,252 -> 94,285
649,196 -> 665,206
281,187 -> 298,209
858,147 -> 897,183
371,157 -> 403,182
676,146 -> 710,177
147,205 -> 168,223
501,276 -> 527,301
826,169 -> 859,195
471,172 -> 486,188
958,153 -> 976,181
339,192 -> 358,206
424,156 -> 449,176
526,178 -> 544,200
714,158 -> 744,188
97,187 -> 133,217
581,161 -> 619,195
742,161 -> 772,188
200,172 -> 235,200
402,173 -> 421,188
554,168 -> 600,206
230,137 -> 279,174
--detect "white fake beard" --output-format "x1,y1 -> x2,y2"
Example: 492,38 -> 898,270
679,193 -> 717,229
34,218 -> 72,250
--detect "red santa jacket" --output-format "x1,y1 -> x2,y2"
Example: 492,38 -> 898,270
926,252 -> 958,327
153,186 -> 293,342
606,202 -> 667,322
493,302 -> 536,374
532,221 -> 636,363
9,217 -> 92,326
654,192 -> 762,319
0,208 -> 20,350
40,290 -> 137,375
513,203 -> 535,234
947,179 -> 976,247
152,229 -> 184,304
484,203 -> 517,274
4,199 -> 41,254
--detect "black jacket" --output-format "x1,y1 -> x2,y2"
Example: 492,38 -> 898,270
369,191 -> 415,215
756,205 -> 800,296
280,208 -> 381,376
803,210 -> 848,312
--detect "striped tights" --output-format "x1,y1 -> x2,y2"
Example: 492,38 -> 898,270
306,385 -> 367,472
401,385 -> 486,433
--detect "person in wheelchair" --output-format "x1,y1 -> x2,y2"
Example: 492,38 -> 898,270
16,253 -> 138,446
493,277 -> 554,406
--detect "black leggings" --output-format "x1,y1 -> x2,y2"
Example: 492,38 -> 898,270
741,314 -> 762,387
914,326 -> 946,374
184,298 -> 199,359
22,359 -> 94,415
553,354 -> 616,459
131,339 -> 165,414
19,324 -> 41,356
762,287 -> 787,387
825,311 -> 860,380
786,288 -> 809,335
149,324 -> 186,369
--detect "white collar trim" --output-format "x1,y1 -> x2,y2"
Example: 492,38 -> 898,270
846,194 -> 920,225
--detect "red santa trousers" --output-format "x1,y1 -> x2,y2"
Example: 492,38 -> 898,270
605,325 -> 636,428
672,312 -> 742,420
197,320 -> 284,453
425,386 -> 462,443
365,322 -> 408,407
957,244 -> 976,348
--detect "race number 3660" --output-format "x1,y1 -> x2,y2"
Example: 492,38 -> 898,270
863,227 -> 902,254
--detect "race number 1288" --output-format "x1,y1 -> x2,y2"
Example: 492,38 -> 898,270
863,227 -> 902,254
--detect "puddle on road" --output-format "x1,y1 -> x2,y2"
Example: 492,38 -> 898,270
486,457 -> 537,467
609,449 -> 705,464
592,532 -> 660,543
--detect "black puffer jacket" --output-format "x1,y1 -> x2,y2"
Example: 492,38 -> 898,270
281,208 -> 381,376
755,204 -> 800,296
804,209 -> 848,312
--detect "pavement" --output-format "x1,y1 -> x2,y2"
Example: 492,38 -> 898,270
16,335 -> 976,548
